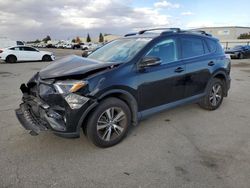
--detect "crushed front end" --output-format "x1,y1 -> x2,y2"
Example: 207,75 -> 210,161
15,73 -> 96,138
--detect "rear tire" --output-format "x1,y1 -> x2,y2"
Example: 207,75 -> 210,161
6,55 -> 17,63
42,55 -> 52,61
199,78 -> 224,110
86,97 -> 131,148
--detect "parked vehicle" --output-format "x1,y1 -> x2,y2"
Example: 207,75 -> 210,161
55,43 -> 64,48
80,43 -> 89,50
0,46 -> 55,63
0,37 -> 24,48
15,28 -> 231,147
72,43 -> 84,49
225,45 -> 250,59
46,44 -> 55,48
62,43 -> 72,49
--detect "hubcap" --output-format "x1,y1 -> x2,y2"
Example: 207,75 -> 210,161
209,84 -> 222,106
97,107 -> 126,141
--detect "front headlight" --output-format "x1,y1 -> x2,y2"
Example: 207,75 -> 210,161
54,80 -> 88,94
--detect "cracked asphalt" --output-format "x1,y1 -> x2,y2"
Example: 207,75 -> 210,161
0,49 -> 250,188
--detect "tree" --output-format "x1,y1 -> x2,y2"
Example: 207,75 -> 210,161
34,39 -> 40,43
76,36 -> 81,43
42,35 -> 51,43
238,32 -> 250,39
99,33 -> 104,43
72,39 -> 76,43
86,33 -> 91,42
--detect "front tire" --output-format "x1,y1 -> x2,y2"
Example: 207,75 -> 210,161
199,78 -> 224,110
86,98 -> 131,148
42,55 -> 52,61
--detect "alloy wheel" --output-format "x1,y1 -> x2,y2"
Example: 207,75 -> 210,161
209,84 -> 222,106
96,107 -> 127,141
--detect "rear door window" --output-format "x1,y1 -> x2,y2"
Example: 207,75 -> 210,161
181,37 -> 205,59
9,47 -> 20,51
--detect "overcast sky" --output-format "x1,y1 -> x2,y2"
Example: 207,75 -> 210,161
0,0 -> 249,41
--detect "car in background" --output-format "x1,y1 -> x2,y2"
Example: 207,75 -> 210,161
80,43 -> 89,50
72,43 -> 84,49
0,46 -> 55,63
46,44 -> 55,48
63,43 -> 73,49
225,45 -> 250,59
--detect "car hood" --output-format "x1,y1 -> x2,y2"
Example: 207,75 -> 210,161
39,55 -> 119,79
225,49 -> 240,53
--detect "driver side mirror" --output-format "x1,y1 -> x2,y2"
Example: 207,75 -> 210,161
139,56 -> 162,69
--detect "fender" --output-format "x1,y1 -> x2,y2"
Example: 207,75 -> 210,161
76,100 -> 98,133
205,69 -> 230,96
98,89 -> 139,126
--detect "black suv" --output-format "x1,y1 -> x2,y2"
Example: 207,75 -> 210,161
16,28 -> 231,147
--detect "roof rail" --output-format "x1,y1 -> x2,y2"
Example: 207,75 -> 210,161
124,28 -> 213,37
138,28 -> 181,35
124,32 -> 138,37
185,29 -> 212,36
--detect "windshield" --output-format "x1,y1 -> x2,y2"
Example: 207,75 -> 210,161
88,38 -> 151,63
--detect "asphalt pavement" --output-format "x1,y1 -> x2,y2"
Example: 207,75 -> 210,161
0,49 -> 250,188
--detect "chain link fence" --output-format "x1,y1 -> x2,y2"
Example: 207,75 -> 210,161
220,40 -> 250,50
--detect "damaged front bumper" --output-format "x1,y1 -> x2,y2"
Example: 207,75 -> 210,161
15,82 -> 96,138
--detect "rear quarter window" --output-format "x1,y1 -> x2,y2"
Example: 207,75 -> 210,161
206,39 -> 224,54
206,39 -> 217,52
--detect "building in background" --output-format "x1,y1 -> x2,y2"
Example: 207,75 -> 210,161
196,26 -> 250,49
197,26 -> 250,40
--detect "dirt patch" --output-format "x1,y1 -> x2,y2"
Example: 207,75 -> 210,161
240,69 -> 250,73
235,78 -> 245,81
0,72 -> 13,77
165,119 -> 171,122
175,166 -> 188,175
30,68 -> 41,71
232,62 -> 250,67
200,156 -> 218,169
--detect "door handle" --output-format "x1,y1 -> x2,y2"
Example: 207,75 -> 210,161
208,61 -> 215,66
175,67 -> 184,73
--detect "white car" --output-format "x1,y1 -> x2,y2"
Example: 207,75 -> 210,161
0,46 -> 55,63
63,43 -> 73,49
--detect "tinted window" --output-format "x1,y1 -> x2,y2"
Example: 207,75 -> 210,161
146,38 -> 178,64
21,47 -> 37,51
9,47 -> 19,51
181,37 -> 205,58
206,39 -> 217,52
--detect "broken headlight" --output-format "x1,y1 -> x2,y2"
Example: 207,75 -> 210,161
54,80 -> 89,109
54,80 -> 88,94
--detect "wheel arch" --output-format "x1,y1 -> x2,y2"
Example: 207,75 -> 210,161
97,89 -> 138,126
6,54 -> 17,62
77,89 -> 139,134
208,70 -> 228,96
